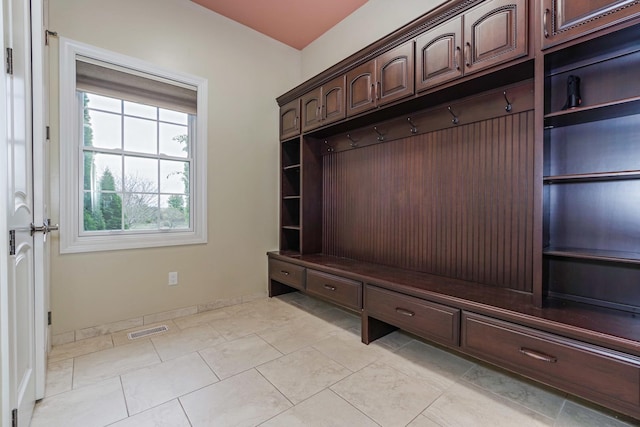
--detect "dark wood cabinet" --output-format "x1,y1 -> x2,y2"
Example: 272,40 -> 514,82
416,16 -> 463,91
272,0 -> 640,420
542,0 -> 640,48
416,0 -> 526,92
279,99 -> 300,140
301,75 -> 346,132
347,41 -> 414,117
463,0 -> 528,75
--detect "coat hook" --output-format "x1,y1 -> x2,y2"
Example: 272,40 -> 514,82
407,117 -> 418,134
447,106 -> 459,125
346,134 -> 358,147
503,91 -> 513,112
373,126 -> 385,142
324,140 -> 334,152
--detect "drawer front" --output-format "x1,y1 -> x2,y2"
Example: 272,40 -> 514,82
365,285 -> 460,346
269,259 -> 305,290
462,312 -> 640,407
306,270 -> 362,310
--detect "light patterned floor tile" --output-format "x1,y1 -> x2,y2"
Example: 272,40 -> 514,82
370,330 -> 414,351
199,334 -> 282,379
381,339 -> 474,390
406,414 -> 444,426
180,369 -> 291,426
556,400 -> 637,427
172,308 -> 230,330
48,334 -> 113,363
331,361 -> 443,427
257,314 -> 340,354
423,382 -> 554,427
261,389 -> 378,427
31,377 -> 127,427
121,352 -> 219,415
258,347 -> 351,404
462,364 -> 565,419
73,340 -> 160,388
45,358 -> 73,397
313,330 -> 387,372
109,400 -> 191,427
150,323 -> 225,361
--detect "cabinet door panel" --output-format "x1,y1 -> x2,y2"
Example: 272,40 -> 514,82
301,88 -> 322,132
543,0 -> 640,48
322,75 -> 346,125
416,16 -> 463,91
464,0 -> 527,75
346,61 -> 376,117
280,99 -> 300,140
377,41 -> 415,106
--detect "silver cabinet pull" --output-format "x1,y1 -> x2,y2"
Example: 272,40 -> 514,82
395,307 -> 415,317
519,347 -> 557,363
323,284 -> 337,291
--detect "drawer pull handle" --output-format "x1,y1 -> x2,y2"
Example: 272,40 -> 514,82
519,347 -> 557,363
280,270 -> 290,276
323,284 -> 337,291
395,307 -> 415,317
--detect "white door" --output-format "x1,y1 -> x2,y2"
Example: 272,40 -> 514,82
4,0 -> 37,423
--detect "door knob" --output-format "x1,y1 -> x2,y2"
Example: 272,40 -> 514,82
30,219 -> 59,236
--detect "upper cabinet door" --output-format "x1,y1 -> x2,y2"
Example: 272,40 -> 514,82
280,99 -> 300,140
542,0 -> 640,48
301,88 -> 322,132
377,41 -> 415,106
346,61 -> 376,117
322,75 -> 346,126
416,16 -> 463,92
463,0 -> 527,75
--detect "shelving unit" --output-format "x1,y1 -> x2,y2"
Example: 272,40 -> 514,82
280,138 -> 301,253
543,24 -> 640,313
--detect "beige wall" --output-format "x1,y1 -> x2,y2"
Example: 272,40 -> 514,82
49,0 -> 446,335
49,0 -> 301,334
301,0 -> 444,80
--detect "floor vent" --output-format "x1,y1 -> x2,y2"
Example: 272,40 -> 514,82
128,325 -> 169,340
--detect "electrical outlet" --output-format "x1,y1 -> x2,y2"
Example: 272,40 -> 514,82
168,272 -> 178,286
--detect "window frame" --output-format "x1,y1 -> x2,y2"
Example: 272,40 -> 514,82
59,38 -> 208,253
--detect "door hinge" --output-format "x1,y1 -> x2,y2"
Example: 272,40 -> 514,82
11,408 -> 17,427
6,47 -> 13,75
45,30 -> 58,46
48,311 -> 52,326
9,230 -> 15,256
46,126 -> 50,141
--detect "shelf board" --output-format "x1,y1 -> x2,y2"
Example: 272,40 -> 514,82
281,225 -> 301,231
283,195 -> 301,200
544,247 -> 640,265
544,170 -> 640,183
544,96 -> 640,128
283,164 -> 301,171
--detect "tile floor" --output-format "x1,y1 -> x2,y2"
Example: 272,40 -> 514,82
33,293 -> 639,427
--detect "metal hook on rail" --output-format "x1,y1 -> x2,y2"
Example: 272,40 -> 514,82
503,91 -> 513,113
373,126 -> 385,142
324,140 -> 334,152
407,117 -> 418,134
447,106 -> 459,125
346,134 -> 358,147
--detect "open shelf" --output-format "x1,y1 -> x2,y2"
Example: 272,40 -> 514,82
283,195 -> 301,200
544,96 -> 640,128
282,225 -> 301,231
283,164 -> 301,171
544,170 -> 640,183
544,247 -> 640,265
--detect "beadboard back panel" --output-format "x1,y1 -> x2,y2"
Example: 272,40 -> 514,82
322,110 -> 535,291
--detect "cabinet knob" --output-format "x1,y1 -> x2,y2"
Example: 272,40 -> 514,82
280,270 -> 290,276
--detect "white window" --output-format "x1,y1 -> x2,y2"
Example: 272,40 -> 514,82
59,39 -> 208,253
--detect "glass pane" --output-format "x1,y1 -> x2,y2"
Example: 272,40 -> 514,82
123,193 -> 158,230
97,191 -> 123,230
87,110 -> 121,149
159,109 -> 188,125
124,101 -> 157,120
124,156 -> 158,192
160,194 -> 189,230
85,152 -> 122,191
85,92 -> 121,113
83,190 -> 106,231
159,123 -> 189,157
160,160 -> 188,193
124,116 -> 157,154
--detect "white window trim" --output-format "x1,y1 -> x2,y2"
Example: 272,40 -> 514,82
59,38 -> 208,253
